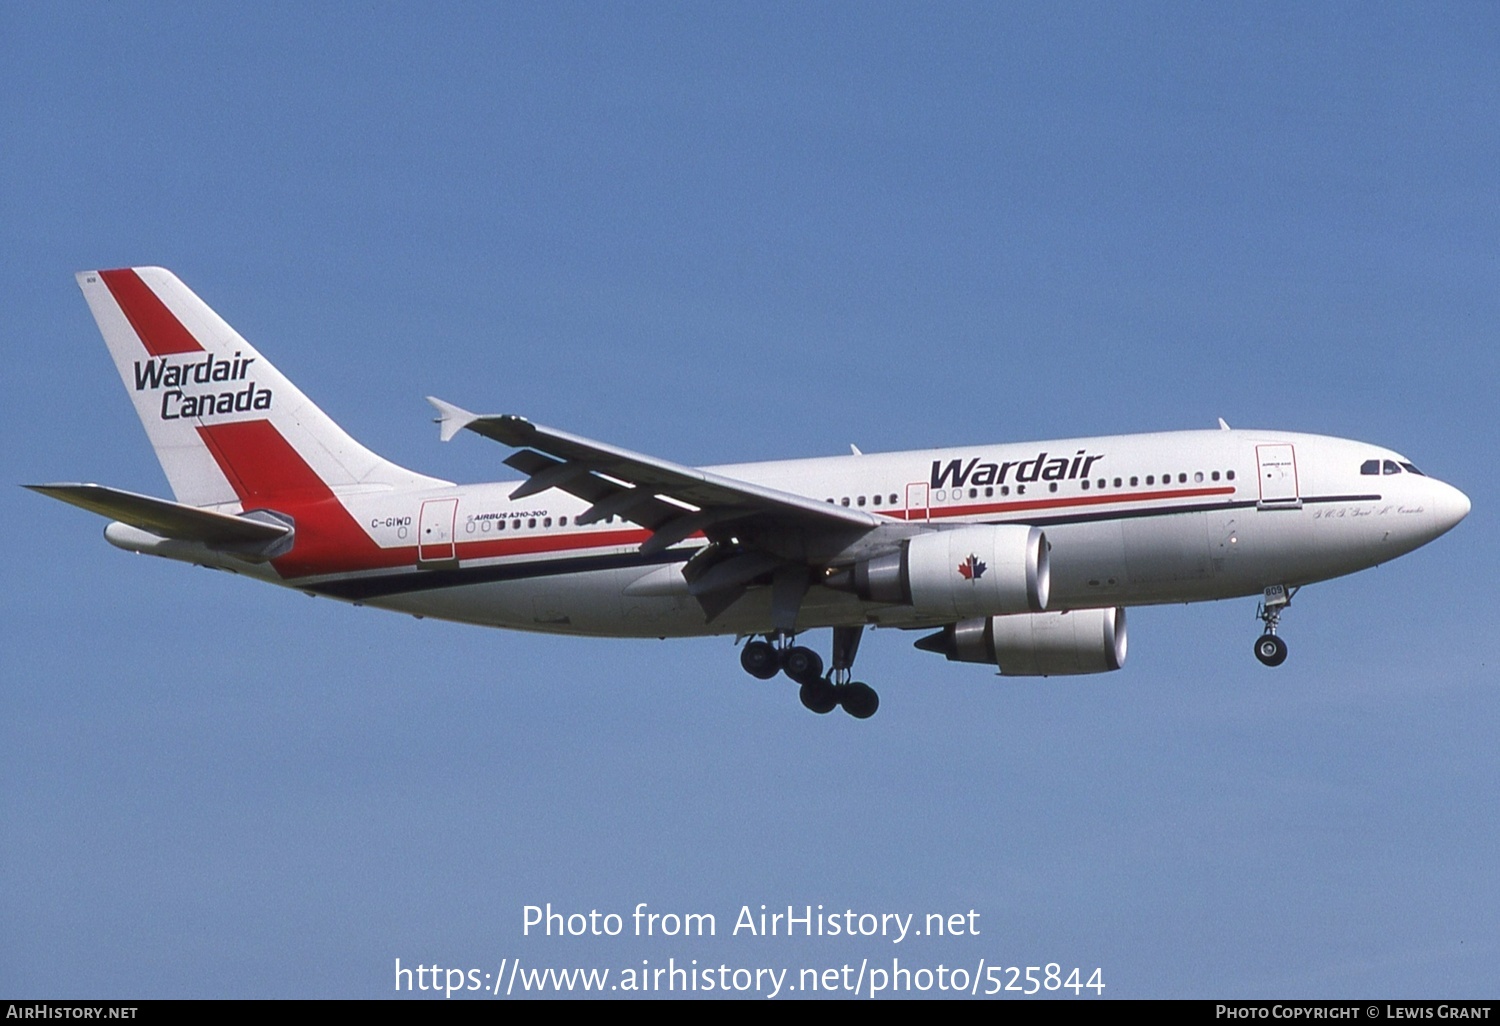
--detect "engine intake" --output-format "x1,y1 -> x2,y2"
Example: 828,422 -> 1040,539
915,607 -> 1128,676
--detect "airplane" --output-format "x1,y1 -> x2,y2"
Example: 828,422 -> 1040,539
30,267 -> 1471,719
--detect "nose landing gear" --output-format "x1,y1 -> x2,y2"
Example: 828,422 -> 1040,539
1253,584 -> 1298,667
740,625 -> 879,718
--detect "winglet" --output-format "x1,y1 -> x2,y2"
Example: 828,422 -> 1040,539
427,397 -> 478,443
1218,417 -> 1232,431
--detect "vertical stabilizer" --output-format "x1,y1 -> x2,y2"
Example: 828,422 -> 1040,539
77,268 -> 446,509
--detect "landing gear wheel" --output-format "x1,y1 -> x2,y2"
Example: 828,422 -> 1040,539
783,646 -> 824,686
840,682 -> 880,719
1254,634 -> 1288,667
799,679 -> 839,714
740,640 -> 781,679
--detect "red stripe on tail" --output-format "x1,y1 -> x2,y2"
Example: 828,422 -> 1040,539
99,268 -> 205,356
197,420 -> 411,578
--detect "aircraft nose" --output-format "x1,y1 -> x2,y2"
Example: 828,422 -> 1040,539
1431,481 -> 1471,536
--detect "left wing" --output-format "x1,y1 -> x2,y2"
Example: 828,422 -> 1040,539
427,398 -> 881,624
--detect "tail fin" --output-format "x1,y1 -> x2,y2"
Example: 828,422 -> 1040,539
77,268 -> 446,509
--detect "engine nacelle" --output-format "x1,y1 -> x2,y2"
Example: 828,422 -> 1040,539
842,525 -> 1048,619
915,607 -> 1127,676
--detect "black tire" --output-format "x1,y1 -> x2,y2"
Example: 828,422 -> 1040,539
740,640 -> 781,679
840,682 -> 880,719
799,679 -> 838,714
1254,634 -> 1288,667
783,646 -> 825,685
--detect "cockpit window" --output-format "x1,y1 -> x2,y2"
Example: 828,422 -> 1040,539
1400,462 -> 1425,476
1383,460 -> 1401,475
1360,459 -> 1380,475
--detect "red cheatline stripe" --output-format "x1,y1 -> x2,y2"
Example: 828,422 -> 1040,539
193,420 -> 664,579
197,420 -> 399,578
98,268 -> 204,355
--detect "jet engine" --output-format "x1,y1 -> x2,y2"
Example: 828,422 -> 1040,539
831,524 -> 1048,620
915,607 -> 1127,676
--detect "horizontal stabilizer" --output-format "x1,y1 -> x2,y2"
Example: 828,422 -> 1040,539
26,484 -> 291,546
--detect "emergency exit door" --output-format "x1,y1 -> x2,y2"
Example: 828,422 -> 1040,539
418,498 -> 459,565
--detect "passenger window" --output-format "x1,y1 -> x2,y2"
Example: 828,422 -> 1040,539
1211,471 -> 1220,481
1081,479 -> 1090,490
890,494 -> 898,504
841,497 -> 850,506
528,518 -> 537,529
984,487 -> 993,498
1113,478 -> 1122,488
1178,473 -> 1187,483
1194,472 -> 1204,483
1226,470 -> 1235,481
1146,475 -> 1154,485
857,496 -> 866,506
872,494 -> 881,506
544,517 -> 552,527
560,516 -> 568,526
1130,476 -> 1138,486
1000,486 -> 1010,496
511,519 -> 521,530
1048,482 -> 1058,493
1097,479 -> 1106,489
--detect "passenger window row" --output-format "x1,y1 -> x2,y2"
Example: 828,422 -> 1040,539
464,514 -> 593,535
825,469 -> 1237,508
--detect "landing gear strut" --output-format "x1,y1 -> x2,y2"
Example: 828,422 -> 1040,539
1253,584 -> 1297,667
739,626 -> 880,718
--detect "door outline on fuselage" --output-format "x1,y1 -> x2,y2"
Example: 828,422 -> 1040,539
418,498 -> 459,566
905,482 -> 929,522
1256,444 -> 1302,509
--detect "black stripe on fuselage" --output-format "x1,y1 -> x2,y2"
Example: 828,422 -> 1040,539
304,493 -> 1381,601
308,547 -> 693,601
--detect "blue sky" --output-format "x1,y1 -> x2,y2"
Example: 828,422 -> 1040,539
3,3 -> 1497,998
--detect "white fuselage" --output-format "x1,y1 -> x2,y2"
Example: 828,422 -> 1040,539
158,427 -> 1464,639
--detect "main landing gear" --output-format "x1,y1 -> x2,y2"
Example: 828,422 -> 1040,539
739,626 -> 879,719
1253,584 -> 1298,667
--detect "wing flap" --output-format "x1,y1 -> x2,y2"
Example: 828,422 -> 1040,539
424,397 -> 885,624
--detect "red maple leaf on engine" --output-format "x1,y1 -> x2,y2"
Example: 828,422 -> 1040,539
958,554 -> 987,580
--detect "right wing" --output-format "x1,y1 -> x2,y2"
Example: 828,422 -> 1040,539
427,399 -> 884,624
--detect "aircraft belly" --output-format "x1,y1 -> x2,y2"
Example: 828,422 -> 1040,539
368,569 -> 634,635
365,563 -> 875,639
1042,519 -> 1127,605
